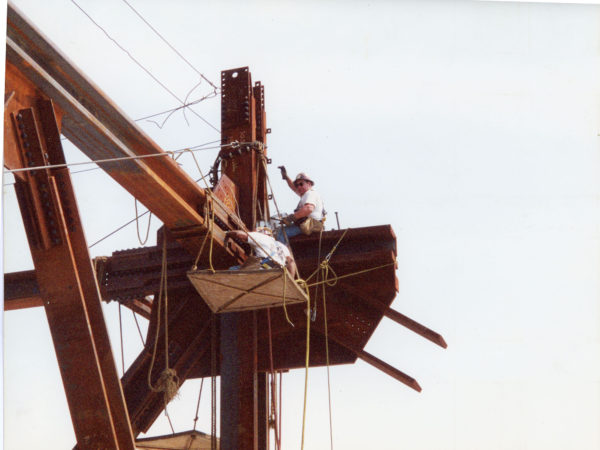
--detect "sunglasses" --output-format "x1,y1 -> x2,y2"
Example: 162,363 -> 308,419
294,181 -> 306,187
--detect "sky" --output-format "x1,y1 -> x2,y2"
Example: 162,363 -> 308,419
2,1 -> 600,449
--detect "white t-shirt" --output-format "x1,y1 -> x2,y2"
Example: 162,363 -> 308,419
295,188 -> 324,220
247,232 -> 290,267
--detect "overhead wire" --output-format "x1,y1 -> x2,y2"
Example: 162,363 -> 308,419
134,98 -> 217,124
192,378 -> 204,431
132,309 -> 146,346
87,166 -> 215,250
3,139 -> 223,188
4,140 -> 248,174
70,0 -> 220,133
120,0 -> 219,92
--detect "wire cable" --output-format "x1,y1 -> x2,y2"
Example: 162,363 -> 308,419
120,0 -> 219,92
70,0 -> 220,133
5,141 -> 247,174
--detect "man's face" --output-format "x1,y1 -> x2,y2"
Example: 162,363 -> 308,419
294,180 -> 311,195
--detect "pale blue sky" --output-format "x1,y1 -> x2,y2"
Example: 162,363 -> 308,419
3,1 -> 600,449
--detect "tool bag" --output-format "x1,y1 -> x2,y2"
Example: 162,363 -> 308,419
297,216 -> 324,235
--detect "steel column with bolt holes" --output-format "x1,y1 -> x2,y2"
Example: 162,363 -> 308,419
8,99 -> 136,450
219,67 -> 270,450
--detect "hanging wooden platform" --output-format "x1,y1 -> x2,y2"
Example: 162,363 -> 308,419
187,268 -> 308,313
135,430 -> 217,449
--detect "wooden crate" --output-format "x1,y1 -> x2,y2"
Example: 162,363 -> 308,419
187,268 -> 308,313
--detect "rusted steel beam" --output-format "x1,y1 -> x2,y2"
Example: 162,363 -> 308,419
5,4 -> 246,266
9,100 -> 136,449
253,81 -> 270,223
354,347 -> 422,392
312,320 -> 421,392
289,225 -> 397,262
218,66 -> 269,450
220,311 -> 258,450
384,309 -> 447,349
4,228 -> 409,387
3,270 -> 42,310
336,279 -> 447,349
257,373 -> 269,450
220,67 -> 258,229
121,285 -> 215,435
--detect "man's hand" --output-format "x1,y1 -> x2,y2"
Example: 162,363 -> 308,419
278,165 -> 287,180
281,214 -> 295,226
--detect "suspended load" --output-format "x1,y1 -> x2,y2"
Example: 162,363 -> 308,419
135,429 -> 217,449
187,267 -> 307,313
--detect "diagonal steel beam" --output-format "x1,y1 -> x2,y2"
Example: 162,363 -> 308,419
9,99 -> 136,449
312,322 -> 422,392
336,280 -> 448,349
5,2 -> 246,265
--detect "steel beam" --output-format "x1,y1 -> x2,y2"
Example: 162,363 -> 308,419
220,311 -> 258,450
3,270 -> 42,310
311,321 -> 422,392
8,100 -> 136,449
219,66 -> 270,450
336,280 -> 447,348
6,3 -> 246,266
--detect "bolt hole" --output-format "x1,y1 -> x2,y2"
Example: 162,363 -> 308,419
232,72 -> 238,78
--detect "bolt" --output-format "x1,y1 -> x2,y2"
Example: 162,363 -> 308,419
16,113 -> 23,120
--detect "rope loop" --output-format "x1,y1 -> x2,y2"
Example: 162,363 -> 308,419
320,260 -> 339,287
281,267 -> 295,327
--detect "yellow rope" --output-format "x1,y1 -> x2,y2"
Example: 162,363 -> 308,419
191,198 -> 217,272
134,197 -> 152,245
147,232 -> 179,404
297,278 -> 311,450
307,261 -> 396,288
281,266 -> 295,327
320,262 -> 334,450
305,228 -> 349,283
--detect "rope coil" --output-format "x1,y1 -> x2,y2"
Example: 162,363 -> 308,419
147,231 -> 180,406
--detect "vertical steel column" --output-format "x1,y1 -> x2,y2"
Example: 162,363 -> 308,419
253,81 -> 270,224
9,100 -> 136,449
220,67 -> 258,229
257,372 -> 269,449
219,67 -> 269,450
220,310 -> 258,450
